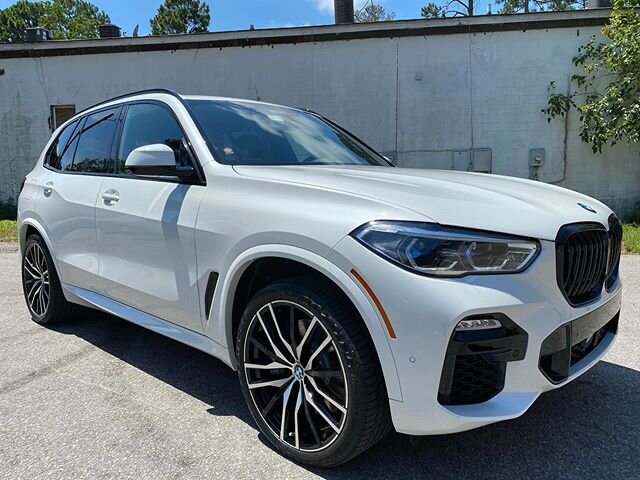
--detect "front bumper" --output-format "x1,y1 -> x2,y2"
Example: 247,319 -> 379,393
328,237 -> 622,436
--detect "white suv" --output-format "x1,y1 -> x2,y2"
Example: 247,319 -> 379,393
18,90 -> 623,467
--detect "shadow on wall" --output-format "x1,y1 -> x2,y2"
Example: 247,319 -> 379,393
51,312 -> 640,480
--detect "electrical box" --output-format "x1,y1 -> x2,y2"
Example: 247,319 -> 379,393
471,148 -> 492,173
451,150 -> 470,171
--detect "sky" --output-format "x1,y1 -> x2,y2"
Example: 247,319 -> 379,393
0,0 -> 492,36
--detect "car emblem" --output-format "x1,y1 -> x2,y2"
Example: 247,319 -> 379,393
578,202 -> 597,214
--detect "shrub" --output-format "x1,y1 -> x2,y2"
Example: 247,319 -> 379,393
0,201 -> 17,220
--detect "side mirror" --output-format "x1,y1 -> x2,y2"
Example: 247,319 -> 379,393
125,143 -> 193,178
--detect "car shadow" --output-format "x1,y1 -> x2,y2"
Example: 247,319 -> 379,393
50,311 -> 640,480
50,309 -> 252,424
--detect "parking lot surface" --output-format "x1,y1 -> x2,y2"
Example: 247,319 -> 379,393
1,250 -> 639,479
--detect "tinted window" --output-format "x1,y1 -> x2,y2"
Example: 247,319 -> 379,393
186,100 -> 388,167
47,119 -> 79,170
66,108 -> 119,173
116,103 -> 192,174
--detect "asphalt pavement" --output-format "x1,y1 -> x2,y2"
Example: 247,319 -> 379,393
1,250 -> 639,479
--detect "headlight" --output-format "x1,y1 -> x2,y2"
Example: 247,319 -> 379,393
351,221 -> 539,277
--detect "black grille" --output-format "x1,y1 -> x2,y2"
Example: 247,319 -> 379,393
570,325 -> 608,365
446,355 -> 504,405
539,299 -> 620,385
556,215 -> 622,306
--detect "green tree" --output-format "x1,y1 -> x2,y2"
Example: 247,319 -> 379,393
495,0 -> 586,14
0,0 -> 109,42
42,0 -> 109,40
150,0 -> 210,35
354,1 -> 396,22
545,0 -> 640,153
0,0 -> 48,42
421,3 -> 445,18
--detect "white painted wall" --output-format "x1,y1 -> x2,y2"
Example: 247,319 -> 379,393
1,11 -> 638,215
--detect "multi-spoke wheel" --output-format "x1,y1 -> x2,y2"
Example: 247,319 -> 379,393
236,277 -> 391,467
21,234 -> 77,325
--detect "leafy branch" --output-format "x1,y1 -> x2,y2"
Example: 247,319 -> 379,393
544,0 -> 640,154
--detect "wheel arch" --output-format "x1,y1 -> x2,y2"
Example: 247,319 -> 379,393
217,245 -> 402,401
19,218 -> 57,266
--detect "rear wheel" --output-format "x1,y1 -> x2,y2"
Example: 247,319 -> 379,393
236,276 -> 391,467
22,234 -> 77,325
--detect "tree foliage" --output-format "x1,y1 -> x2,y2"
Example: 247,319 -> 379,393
354,2 -> 396,22
545,0 -> 640,153
43,0 -> 109,39
421,0 -> 586,17
495,0 -> 586,14
150,0 -> 210,35
0,0 -> 109,42
421,3 -> 446,18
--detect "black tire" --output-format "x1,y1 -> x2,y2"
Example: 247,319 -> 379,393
22,233 -> 77,325
236,276 -> 391,467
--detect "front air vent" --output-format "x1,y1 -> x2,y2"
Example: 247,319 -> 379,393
204,272 -> 219,320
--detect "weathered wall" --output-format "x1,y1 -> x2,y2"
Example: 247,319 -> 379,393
0,11 -> 638,215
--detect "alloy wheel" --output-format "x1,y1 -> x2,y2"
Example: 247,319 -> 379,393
243,300 -> 348,452
23,243 -> 50,318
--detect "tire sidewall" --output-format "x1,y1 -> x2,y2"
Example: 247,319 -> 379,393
236,281 -> 373,466
22,234 -> 57,325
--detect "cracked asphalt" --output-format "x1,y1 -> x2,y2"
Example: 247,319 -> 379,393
1,250 -> 639,479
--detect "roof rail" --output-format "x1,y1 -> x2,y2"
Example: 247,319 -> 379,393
76,88 -> 183,116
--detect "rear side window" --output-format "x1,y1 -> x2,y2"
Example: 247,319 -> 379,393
46,119 -> 79,170
47,107 -> 120,173
116,103 -> 192,174
68,108 -> 120,173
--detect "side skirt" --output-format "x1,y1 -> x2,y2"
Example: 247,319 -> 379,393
62,284 -> 235,369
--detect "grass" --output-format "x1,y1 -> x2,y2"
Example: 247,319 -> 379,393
0,220 -> 17,242
623,223 -> 640,254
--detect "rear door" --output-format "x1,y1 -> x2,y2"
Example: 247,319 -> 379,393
36,107 -> 121,290
95,102 -> 206,333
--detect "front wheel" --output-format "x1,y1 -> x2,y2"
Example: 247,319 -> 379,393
236,277 -> 391,467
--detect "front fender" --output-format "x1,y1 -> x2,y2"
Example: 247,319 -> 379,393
211,244 -> 402,402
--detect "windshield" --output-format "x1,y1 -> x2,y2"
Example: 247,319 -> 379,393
186,99 -> 390,167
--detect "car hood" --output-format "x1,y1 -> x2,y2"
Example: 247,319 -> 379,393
232,165 -> 613,241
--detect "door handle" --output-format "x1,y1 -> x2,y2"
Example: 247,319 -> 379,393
102,189 -> 120,205
43,182 -> 54,196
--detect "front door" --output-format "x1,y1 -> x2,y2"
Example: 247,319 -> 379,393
95,102 -> 206,333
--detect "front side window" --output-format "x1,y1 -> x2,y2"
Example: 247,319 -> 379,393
186,99 -> 389,167
116,103 -> 192,174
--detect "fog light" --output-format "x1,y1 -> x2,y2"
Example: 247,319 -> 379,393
455,318 -> 502,331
